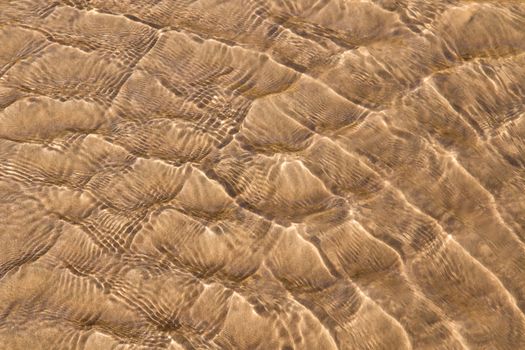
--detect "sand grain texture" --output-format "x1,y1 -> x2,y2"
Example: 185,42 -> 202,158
1,0 -> 525,349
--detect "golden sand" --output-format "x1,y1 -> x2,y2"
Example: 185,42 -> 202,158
1,0 -> 525,349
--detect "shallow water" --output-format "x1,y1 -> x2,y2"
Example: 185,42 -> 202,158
1,0 -> 525,349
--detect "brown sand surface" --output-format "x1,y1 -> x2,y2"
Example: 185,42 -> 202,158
1,0 -> 525,349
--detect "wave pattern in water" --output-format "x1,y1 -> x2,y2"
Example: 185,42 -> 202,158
1,0 -> 525,349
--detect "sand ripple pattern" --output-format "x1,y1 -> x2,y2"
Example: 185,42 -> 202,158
1,0 -> 525,349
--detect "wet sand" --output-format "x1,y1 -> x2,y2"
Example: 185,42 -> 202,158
1,0 -> 525,349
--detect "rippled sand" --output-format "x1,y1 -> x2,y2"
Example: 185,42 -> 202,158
1,0 -> 525,349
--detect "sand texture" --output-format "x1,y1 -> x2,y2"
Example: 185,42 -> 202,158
1,0 -> 525,349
